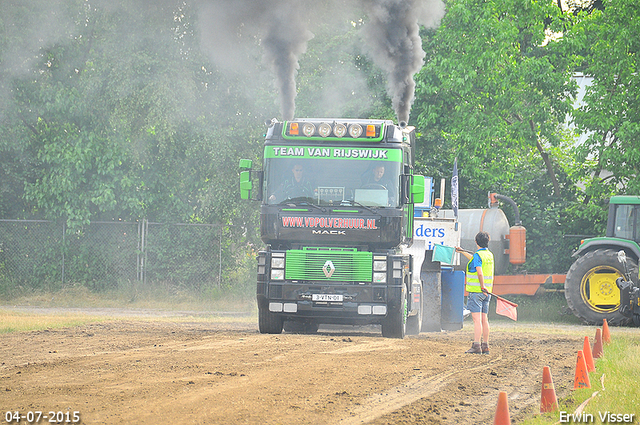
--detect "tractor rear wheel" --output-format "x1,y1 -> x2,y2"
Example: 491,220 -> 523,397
565,248 -> 636,325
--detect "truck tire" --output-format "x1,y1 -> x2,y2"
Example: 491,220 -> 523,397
406,281 -> 423,335
565,248 -> 636,325
258,305 -> 284,334
382,285 -> 406,338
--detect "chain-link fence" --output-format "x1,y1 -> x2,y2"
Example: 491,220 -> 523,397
0,219 -> 234,290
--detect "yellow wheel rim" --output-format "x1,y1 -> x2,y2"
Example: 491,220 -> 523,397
580,266 -> 622,313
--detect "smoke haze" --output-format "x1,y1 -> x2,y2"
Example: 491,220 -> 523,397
361,0 -> 445,123
198,0 -> 444,123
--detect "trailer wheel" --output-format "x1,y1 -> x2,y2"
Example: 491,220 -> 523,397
381,285 -> 406,339
258,305 -> 284,334
565,248 -> 635,325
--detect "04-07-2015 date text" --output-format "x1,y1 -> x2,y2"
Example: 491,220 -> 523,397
4,411 -> 81,424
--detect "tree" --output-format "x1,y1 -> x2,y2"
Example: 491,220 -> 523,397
413,0 -> 579,199
410,0 -> 590,273
0,0 -> 271,234
569,0 -> 640,201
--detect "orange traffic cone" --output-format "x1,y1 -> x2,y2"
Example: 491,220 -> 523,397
540,366 -> 559,413
602,319 -> 611,344
592,328 -> 604,359
582,336 -> 595,372
494,391 -> 511,425
573,350 -> 591,389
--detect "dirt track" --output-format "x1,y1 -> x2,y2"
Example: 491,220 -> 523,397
1,312 -> 587,424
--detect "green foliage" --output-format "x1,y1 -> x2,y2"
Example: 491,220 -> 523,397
24,120 -> 138,228
414,0 -> 579,196
569,0 -> 640,201
410,0 -> 637,272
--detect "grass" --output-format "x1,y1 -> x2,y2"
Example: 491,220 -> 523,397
1,281 -> 256,313
0,281 -> 257,333
0,309 -> 108,333
520,334 -> 640,424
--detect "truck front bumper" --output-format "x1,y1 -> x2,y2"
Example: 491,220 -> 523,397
257,282 -> 403,323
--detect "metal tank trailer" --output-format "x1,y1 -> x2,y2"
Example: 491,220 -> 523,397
435,192 -> 564,296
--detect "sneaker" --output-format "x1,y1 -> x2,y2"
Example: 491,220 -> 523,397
463,308 -> 471,318
481,342 -> 490,354
465,342 -> 482,354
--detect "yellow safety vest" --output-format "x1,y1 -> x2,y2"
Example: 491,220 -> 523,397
466,249 -> 494,293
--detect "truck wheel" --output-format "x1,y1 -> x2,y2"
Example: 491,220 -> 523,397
258,305 -> 284,334
406,282 -> 423,335
381,285 -> 406,338
565,248 -> 636,325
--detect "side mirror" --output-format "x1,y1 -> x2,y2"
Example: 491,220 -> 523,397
240,171 -> 252,200
238,159 -> 263,201
411,175 -> 425,204
239,159 -> 253,171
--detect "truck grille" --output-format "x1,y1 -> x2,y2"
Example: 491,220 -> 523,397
285,248 -> 373,282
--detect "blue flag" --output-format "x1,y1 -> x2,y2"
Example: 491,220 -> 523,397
451,158 -> 459,218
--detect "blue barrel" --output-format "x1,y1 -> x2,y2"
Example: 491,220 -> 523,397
441,268 -> 465,331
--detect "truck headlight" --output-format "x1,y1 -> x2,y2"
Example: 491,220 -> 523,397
271,257 -> 285,269
373,272 -> 387,283
271,269 -> 285,280
373,260 -> 387,272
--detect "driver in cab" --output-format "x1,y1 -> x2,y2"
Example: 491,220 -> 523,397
362,165 -> 388,187
269,163 -> 313,202
360,164 -> 396,206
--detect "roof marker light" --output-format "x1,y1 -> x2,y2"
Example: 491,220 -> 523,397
366,125 -> 376,137
318,123 -> 332,138
348,124 -> 363,138
333,123 -> 347,138
302,122 -> 315,137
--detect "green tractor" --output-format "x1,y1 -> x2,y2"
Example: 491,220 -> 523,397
565,195 -> 640,325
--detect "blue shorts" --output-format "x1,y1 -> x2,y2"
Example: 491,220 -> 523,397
467,292 -> 491,314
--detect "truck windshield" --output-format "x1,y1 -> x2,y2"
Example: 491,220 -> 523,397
264,146 -> 403,207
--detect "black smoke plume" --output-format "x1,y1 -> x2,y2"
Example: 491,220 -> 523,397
198,0 -> 444,123
261,2 -> 313,121
361,0 -> 444,124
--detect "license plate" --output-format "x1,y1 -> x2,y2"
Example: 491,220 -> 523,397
312,294 -> 343,302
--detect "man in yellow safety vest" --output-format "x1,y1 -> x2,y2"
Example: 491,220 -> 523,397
456,231 -> 494,354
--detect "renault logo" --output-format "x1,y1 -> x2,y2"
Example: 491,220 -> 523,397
323,260 -> 335,278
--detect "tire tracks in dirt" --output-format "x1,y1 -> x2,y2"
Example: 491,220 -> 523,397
338,355 -> 505,424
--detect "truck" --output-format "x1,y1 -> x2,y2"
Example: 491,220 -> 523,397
565,195 -> 640,325
239,118 -> 437,338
